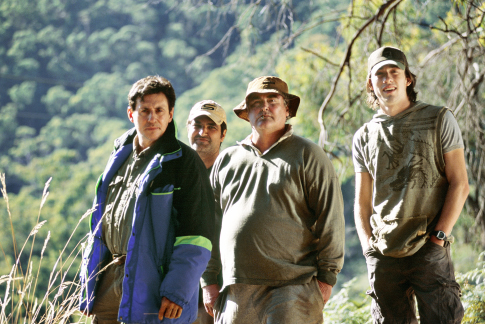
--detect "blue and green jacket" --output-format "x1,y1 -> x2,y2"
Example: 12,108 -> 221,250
79,121 -> 214,323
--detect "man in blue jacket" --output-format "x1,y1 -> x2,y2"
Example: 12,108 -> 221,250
79,75 -> 215,324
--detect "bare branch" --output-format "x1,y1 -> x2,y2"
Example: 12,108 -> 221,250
418,37 -> 460,69
376,0 -> 401,45
300,47 -> 339,66
281,15 -> 346,49
317,0 -> 404,146
431,16 -> 467,38
200,25 -> 237,58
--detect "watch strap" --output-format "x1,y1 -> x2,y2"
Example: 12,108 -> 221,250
431,230 -> 454,243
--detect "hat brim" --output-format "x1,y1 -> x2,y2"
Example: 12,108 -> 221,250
369,60 -> 406,77
187,110 -> 224,125
233,91 -> 300,122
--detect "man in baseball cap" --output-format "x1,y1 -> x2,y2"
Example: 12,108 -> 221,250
186,100 -> 227,171
365,46 -> 414,112
367,46 -> 408,77
201,76 -> 345,323
353,46 -> 468,323
187,100 -> 226,324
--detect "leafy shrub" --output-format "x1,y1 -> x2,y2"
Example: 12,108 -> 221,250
323,278 -> 372,324
458,251 -> 485,323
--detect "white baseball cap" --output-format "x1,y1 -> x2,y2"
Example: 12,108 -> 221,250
187,100 -> 227,125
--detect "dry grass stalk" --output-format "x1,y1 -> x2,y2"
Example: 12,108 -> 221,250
0,173 -> 95,323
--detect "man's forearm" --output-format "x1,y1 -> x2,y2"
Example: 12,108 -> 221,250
354,172 -> 374,252
434,149 -> 469,236
433,180 -> 469,235
354,209 -> 372,252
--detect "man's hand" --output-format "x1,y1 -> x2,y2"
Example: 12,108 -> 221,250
202,284 -> 220,317
429,235 -> 445,247
317,280 -> 332,306
158,297 -> 182,320
80,309 -> 91,317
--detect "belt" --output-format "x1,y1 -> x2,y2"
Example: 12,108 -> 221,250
112,254 -> 126,265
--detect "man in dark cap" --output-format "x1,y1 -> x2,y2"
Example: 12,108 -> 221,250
353,46 -> 469,323
200,76 -> 345,324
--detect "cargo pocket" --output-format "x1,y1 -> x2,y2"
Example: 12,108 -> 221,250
437,278 -> 464,322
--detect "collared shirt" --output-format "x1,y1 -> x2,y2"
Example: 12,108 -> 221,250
238,125 -> 294,156
102,135 -> 160,255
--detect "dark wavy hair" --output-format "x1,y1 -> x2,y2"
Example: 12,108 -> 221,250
366,66 -> 418,110
128,75 -> 176,112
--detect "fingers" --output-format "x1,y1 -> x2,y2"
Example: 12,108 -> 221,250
158,298 -> 167,320
159,297 -> 183,320
204,302 -> 214,317
165,305 -> 182,319
174,306 -> 182,318
317,280 -> 333,305
80,309 -> 91,317
202,284 -> 220,317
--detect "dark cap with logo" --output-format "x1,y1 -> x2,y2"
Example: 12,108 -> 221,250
368,46 -> 409,77
233,76 -> 300,122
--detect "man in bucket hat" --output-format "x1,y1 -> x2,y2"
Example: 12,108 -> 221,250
353,46 -> 468,323
200,76 -> 345,323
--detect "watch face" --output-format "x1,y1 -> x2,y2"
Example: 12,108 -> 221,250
436,231 -> 446,240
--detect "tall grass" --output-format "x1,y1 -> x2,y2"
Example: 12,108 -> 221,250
0,173 -> 92,324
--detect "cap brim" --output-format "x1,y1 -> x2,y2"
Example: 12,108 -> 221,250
370,60 -> 406,76
187,110 -> 224,125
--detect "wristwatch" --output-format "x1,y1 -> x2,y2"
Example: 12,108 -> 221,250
431,230 -> 447,240
431,230 -> 454,243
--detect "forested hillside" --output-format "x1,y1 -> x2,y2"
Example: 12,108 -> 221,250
1,0 -> 484,323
